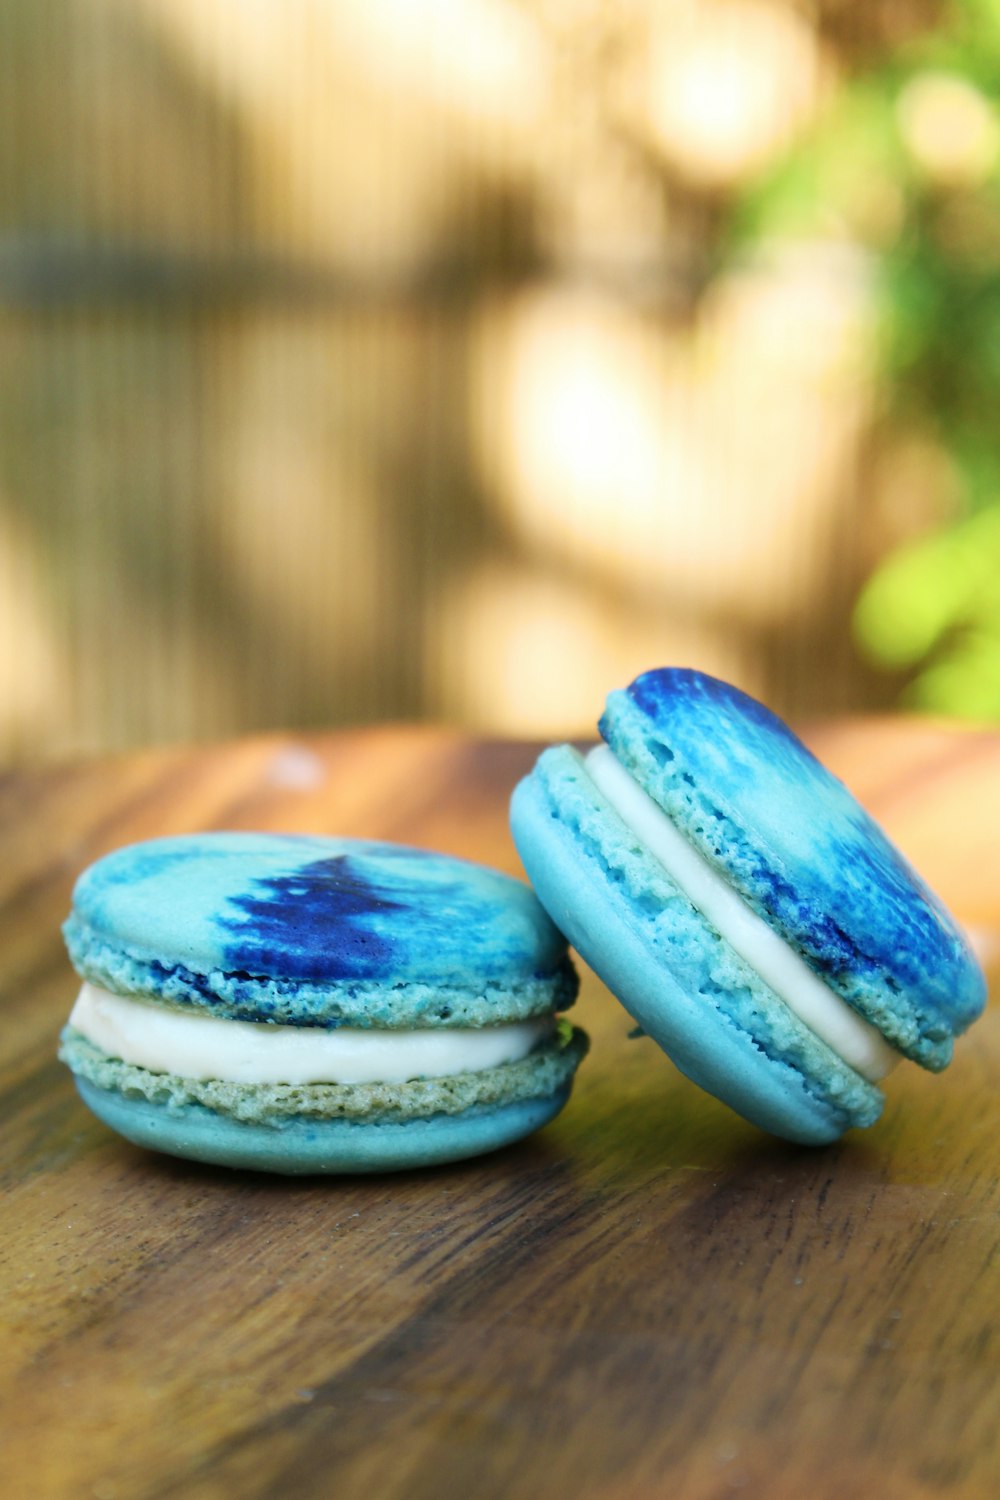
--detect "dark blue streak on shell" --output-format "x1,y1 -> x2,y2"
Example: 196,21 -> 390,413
627,668 -> 805,778
66,832 -> 575,1010
597,665 -> 986,1058
218,855 -> 404,982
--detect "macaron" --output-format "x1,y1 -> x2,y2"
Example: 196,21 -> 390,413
510,668 -> 986,1146
60,833 -> 586,1174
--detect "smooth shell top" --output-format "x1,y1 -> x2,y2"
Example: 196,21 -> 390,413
65,833 -> 576,1026
599,668 -> 986,1066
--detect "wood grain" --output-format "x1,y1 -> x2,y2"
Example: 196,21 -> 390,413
1,721 -> 997,1500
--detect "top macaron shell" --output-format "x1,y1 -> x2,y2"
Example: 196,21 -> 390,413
64,833 -> 577,1027
599,669 -> 986,1067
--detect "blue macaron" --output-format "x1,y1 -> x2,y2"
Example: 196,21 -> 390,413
60,833 -> 586,1173
510,668 -> 986,1145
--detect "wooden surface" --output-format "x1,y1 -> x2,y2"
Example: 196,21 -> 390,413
1,720 -> 998,1500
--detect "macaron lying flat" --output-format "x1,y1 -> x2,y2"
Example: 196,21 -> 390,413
511,668 -> 985,1146
60,834 -> 586,1173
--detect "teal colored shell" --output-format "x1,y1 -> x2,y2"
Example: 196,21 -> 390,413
511,746 -> 881,1146
600,669 -> 985,1067
510,668 -> 986,1146
64,833 -> 577,1027
60,833 -> 586,1173
60,1025 -> 588,1175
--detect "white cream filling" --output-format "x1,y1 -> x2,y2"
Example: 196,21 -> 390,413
585,745 -> 899,1084
68,982 -> 554,1086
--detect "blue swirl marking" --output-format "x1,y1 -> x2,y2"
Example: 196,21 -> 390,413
629,666 -> 802,748
597,666 -> 986,1050
218,855 -> 404,982
67,832 -> 572,995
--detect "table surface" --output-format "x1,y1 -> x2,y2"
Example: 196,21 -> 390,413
1,720 -> 998,1500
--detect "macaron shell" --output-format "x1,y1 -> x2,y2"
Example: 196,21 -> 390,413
66,833 -> 576,1025
511,747 -> 884,1145
600,669 -> 986,1066
59,1023 -> 589,1127
73,1076 -> 574,1175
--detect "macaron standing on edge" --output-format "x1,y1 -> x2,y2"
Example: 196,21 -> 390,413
510,667 -> 986,1146
60,834 -> 587,1174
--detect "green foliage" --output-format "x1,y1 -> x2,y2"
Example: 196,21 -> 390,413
732,1 -> 1000,717
855,508 -> 1000,715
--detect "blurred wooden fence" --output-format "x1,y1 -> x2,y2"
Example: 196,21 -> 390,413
0,0 -> 903,762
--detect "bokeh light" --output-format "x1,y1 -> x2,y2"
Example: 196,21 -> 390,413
2,0 -> 999,762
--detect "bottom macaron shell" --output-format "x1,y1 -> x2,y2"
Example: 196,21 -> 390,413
74,1076 -> 574,1175
511,759 -> 882,1146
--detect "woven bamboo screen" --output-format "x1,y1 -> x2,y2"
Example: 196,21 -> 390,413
0,0 -> 914,762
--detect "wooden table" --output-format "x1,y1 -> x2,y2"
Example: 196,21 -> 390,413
2,721 -> 998,1499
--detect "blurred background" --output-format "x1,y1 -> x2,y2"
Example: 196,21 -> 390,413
2,0 -> 1000,765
